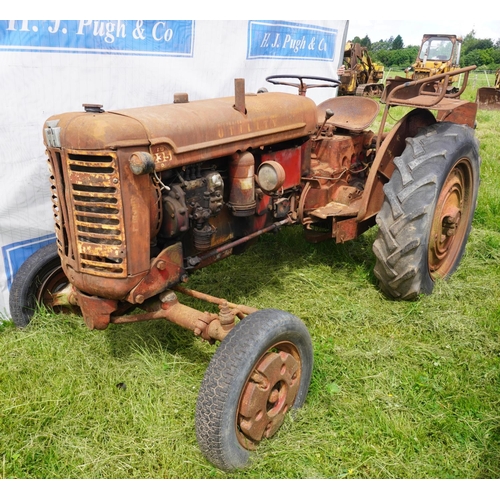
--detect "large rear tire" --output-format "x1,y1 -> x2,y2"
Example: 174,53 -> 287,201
9,242 -> 70,327
373,122 -> 480,300
195,309 -> 313,471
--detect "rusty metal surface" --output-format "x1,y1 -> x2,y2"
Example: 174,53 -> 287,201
44,92 -> 318,171
74,289 -> 118,330
316,96 -> 379,132
228,152 -> 256,216
260,146 -> 303,189
380,76 -> 413,102
358,108 -> 437,222
428,157 -> 475,279
355,83 -> 384,98
237,344 -> 301,449
44,110 -> 149,151
47,146 -> 154,300
65,150 -> 127,277
382,66 -> 475,110
126,242 -> 184,304
187,218 -> 291,268
110,289 -> 256,343
173,286 -> 258,317
376,66 -> 476,153
310,199 -> 361,219
41,70 -> 481,345
313,132 -> 374,176
436,101 -> 478,128
476,87 -> 500,111
143,91 -> 317,170
334,218 -> 359,243
301,129 -> 373,232
111,292 -> 220,341
233,78 -> 246,115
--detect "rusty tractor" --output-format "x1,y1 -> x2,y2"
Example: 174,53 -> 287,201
10,68 -> 480,471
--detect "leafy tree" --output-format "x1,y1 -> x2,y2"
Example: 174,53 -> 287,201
350,35 -> 372,49
460,30 -> 500,69
462,30 -> 476,48
462,49 -> 493,67
375,47 -> 418,68
360,35 -> 372,49
371,39 -> 392,51
392,35 -> 404,50
462,30 -> 493,53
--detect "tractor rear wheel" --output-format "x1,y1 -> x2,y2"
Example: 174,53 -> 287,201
373,122 -> 480,300
195,308 -> 313,471
9,242 -> 71,327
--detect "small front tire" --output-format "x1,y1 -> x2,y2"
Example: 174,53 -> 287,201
195,308 -> 313,471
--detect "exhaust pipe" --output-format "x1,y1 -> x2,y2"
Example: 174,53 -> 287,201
234,78 -> 246,115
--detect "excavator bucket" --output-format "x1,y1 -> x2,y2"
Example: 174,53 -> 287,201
476,87 -> 500,111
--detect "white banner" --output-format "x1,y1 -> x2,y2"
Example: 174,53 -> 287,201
0,19 -> 348,318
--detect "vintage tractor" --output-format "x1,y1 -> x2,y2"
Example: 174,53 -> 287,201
10,68 -> 480,471
337,42 -> 385,97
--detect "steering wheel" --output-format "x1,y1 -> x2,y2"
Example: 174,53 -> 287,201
265,75 -> 341,96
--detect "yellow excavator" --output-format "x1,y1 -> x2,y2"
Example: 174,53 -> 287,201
382,34 -> 463,101
337,42 -> 384,97
476,68 -> 500,110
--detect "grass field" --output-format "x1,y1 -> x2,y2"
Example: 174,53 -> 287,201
1,72 -> 499,479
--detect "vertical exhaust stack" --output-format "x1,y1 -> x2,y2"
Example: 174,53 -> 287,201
234,78 -> 246,115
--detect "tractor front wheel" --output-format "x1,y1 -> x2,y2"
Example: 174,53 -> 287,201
195,308 -> 313,471
373,122 -> 480,300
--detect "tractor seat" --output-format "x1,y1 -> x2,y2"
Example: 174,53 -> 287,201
317,96 -> 380,132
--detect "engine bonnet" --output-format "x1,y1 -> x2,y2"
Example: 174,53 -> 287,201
44,91 -> 318,168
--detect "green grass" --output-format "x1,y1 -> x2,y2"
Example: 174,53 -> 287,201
1,76 -> 499,479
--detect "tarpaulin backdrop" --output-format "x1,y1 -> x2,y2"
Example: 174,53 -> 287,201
0,19 -> 348,318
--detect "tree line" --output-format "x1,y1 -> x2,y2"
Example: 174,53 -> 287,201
351,31 -> 500,70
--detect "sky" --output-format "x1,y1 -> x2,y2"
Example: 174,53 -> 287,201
346,20 -> 500,47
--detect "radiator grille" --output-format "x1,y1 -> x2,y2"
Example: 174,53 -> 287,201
66,151 -> 127,277
48,151 -> 70,258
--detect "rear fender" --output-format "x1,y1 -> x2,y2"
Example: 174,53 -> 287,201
357,108 -> 436,222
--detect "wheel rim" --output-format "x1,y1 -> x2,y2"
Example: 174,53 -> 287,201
35,265 -> 70,313
428,158 -> 473,279
236,341 -> 301,450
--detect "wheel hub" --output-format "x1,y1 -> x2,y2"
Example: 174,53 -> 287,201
36,266 -> 71,311
237,348 -> 300,449
428,161 -> 472,277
